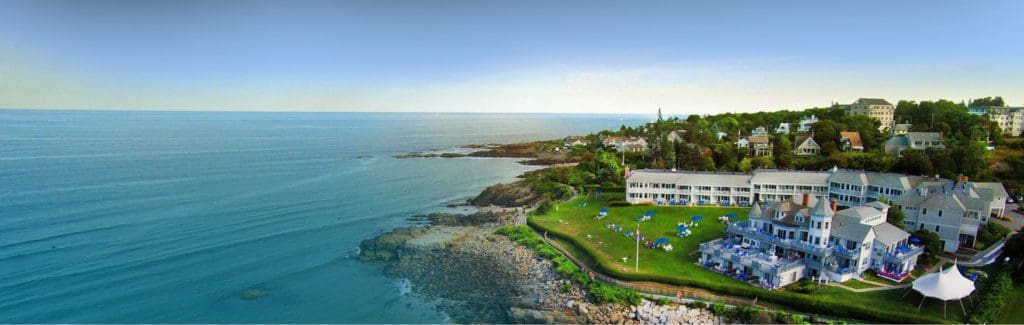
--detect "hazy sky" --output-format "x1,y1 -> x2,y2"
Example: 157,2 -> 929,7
1,0 -> 1022,114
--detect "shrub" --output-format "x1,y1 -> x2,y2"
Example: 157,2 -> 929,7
709,302 -> 727,316
655,296 -> 670,306
727,306 -> 763,323
977,222 -> 1011,248
685,301 -> 708,309
608,200 -> 630,207
969,270 -> 1013,324
786,279 -> 817,294
559,282 -> 573,293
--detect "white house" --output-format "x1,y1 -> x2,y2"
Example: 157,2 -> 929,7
751,126 -> 769,136
735,138 -> 750,148
799,115 -> 819,132
777,123 -> 791,134
700,194 -> 922,288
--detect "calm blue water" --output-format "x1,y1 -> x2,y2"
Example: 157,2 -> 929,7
0,110 -> 646,323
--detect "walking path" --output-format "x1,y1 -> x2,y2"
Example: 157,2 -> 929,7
961,237 -> 1008,266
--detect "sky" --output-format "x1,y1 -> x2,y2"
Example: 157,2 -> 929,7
0,0 -> 1022,114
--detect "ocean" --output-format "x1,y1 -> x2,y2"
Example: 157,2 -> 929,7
0,110 -> 647,323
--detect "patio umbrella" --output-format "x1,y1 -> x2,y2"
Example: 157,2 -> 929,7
677,225 -> 689,232
599,208 -> 609,215
644,211 -> 655,217
655,238 -> 670,245
909,237 -> 922,244
726,213 -> 738,219
691,216 -> 703,221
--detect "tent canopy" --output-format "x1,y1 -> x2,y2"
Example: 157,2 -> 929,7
912,262 -> 975,301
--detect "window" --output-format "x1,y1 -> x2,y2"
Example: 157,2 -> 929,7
935,225 -> 940,232
923,208 -> 928,215
938,210 -> 943,217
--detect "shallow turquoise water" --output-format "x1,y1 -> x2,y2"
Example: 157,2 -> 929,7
0,110 -> 645,323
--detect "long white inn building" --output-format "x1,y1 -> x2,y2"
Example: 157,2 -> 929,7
626,168 -> 1007,252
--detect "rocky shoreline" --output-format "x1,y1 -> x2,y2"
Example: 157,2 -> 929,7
358,187 -> 719,324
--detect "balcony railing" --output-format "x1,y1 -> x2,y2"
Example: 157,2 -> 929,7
726,222 -> 831,255
884,245 -> 924,263
832,245 -> 860,258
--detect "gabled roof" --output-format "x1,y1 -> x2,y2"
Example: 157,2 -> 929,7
906,132 -> 944,143
794,135 -> 819,149
854,98 -> 893,106
832,215 -> 874,242
873,223 -> 910,245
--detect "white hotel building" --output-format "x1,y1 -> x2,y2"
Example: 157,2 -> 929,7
626,168 -> 1007,252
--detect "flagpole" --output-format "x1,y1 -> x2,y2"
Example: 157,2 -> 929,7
635,223 -> 640,272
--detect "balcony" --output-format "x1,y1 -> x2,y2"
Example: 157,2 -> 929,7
699,239 -> 805,275
832,245 -> 860,258
884,245 -> 924,263
726,222 -> 831,255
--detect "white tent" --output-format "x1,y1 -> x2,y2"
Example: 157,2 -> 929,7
908,261 -> 975,317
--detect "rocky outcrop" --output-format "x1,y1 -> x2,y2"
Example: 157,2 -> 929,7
470,182 -> 541,207
357,227 -> 429,261
407,211 -> 516,227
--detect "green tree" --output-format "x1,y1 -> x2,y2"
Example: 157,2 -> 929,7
969,96 -> 1005,107
773,135 -> 795,169
912,229 -> 943,267
895,149 -> 934,176
879,197 -> 905,228
811,120 -> 842,156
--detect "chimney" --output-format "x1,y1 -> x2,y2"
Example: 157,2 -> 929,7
830,200 -> 837,212
802,193 -> 810,206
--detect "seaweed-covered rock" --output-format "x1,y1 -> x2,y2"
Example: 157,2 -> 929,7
470,182 -> 540,207
357,227 -> 428,261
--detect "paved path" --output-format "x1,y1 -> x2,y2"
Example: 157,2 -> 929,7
961,237 -> 1008,266
826,282 -> 910,293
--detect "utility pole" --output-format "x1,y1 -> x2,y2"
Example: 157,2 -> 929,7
635,223 -> 640,272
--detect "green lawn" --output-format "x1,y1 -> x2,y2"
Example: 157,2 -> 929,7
841,279 -> 880,289
529,193 -> 964,324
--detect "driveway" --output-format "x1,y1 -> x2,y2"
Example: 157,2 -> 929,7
992,202 -> 1024,232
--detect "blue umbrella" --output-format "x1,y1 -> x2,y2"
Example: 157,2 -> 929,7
645,211 -> 655,217
691,215 -> 704,221
677,225 -> 689,232
909,237 -> 921,244
599,208 -> 609,214
726,213 -> 738,219
655,238 -> 670,245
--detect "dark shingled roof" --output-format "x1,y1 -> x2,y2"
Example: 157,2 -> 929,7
855,98 -> 893,106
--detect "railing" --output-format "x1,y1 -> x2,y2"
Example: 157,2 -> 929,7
832,245 -> 860,258
884,245 -> 924,263
727,222 -> 831,255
